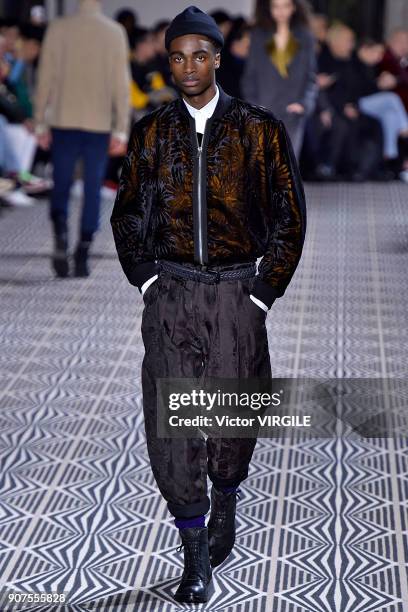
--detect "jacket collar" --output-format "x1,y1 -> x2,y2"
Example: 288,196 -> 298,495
176,82 -> 233,122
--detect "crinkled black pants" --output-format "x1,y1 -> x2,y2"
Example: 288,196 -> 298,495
140,262 -> 272,519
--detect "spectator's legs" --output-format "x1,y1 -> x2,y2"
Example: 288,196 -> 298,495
358,92 -> 408,158
326,114 -> 349,171
0,116 -> 21,174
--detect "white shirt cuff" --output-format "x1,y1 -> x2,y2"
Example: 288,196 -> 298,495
141,274 -> 158,295
250,294 -> 268,312
112,131 -> 128,143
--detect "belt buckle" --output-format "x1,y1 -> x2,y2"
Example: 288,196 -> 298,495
206,267 -> 220,284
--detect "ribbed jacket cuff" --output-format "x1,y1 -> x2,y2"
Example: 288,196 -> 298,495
251,277 -> 282,309
128,262 -> 160,292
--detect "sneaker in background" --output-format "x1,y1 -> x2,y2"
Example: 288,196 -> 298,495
1,188 -> 36,207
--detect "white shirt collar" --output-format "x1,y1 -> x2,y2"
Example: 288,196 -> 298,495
182,84 -> 219,132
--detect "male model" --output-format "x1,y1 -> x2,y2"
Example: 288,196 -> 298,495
110,6 -> 306,604
35,0 -> 130,278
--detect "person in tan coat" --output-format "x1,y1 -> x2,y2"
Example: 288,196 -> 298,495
34,0 -> 131,278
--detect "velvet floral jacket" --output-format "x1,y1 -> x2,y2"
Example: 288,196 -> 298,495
110,83 -> 306,308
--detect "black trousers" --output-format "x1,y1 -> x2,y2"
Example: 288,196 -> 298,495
140,262 -> 272,519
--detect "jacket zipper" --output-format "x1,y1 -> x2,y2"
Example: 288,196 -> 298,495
195,119 -> 208,265
197,138 -> 203,264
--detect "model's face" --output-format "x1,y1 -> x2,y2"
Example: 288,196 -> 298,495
168,34 -> 219,96
270,0 -> 295,26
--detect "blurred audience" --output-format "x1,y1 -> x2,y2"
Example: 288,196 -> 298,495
210,10 -> 233,41
129,26 -> 176,122
151,20 -> 173,87
0,20 -> 51,205
309,12 -> 329,54
216,17 -> 251,99
304,24 -> 384,181
355,39 -> 408,181
115,7 -> 138,47
380,29 -> 408,112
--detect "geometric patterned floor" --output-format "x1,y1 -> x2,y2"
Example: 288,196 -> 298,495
0,182 -> 407,611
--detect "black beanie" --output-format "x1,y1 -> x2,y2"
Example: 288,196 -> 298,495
165,5 -> 224,52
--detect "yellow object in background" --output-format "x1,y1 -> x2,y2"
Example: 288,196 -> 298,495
130,71 -> 167,109
130,80 -> 149,110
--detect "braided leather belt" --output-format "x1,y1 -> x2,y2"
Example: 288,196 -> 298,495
158,260 -> 256,284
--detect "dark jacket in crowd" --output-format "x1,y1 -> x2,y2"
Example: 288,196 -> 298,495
349,55 -> 380,100
319,47 -> 381,111
216,49 -> 246,99
110,84 -> 306,309
318,46 -> 357,111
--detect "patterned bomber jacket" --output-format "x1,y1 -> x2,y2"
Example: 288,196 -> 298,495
110,83 -> 307,309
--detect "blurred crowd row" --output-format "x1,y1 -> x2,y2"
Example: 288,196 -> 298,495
0,3 -> 408,210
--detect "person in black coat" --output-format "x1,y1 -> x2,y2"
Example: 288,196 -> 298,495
315,24 -> 384,180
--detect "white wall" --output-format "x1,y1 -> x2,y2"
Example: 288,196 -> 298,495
60,0 -> 254,25
385,0 -> 408,38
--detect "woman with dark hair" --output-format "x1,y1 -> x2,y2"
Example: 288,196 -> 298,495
241,0 -> 317,158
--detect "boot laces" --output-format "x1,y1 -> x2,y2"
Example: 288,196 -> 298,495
175,539 -> 205,579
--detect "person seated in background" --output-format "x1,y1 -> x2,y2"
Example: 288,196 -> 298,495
309,12 -> 329,55
301,11 -> 336,180
316,23 -> 384,181
5,23 -> 45,122
0,18 -> 20,61
130,26 -> 176,121
301,84 -> 351,181
115,7 -> 138,48
380,29 -> 408,113
353,39 -> 408,182
209,9 -> 233,41
150,20 -> 173,87
215,17 -> 251,99
105,23 -> 177,189
0,29 -> 51,202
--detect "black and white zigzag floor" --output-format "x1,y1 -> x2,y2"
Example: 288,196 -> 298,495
1,181 -> 408,611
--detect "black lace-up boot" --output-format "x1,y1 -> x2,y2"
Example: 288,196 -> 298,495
208,486 -> 242,567
174,526 -> 213,603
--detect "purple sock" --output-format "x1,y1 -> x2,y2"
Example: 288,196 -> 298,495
174,515 -> 205,530
217,485 -> 237,493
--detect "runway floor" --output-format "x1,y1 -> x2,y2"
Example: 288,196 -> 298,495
0,181 -> 408,611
